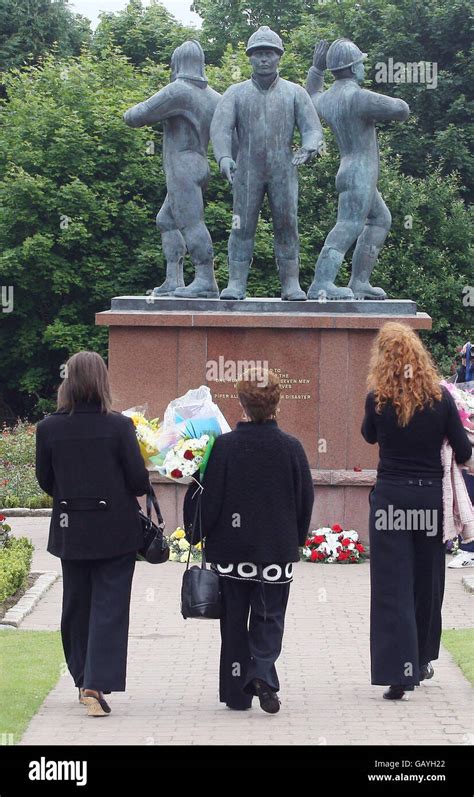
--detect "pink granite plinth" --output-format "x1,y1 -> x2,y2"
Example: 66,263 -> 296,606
96,305 -> 432,544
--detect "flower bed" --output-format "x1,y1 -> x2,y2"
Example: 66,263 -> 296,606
0,421 -> 52,508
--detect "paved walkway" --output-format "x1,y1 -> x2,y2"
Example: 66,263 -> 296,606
9,518 -> 474,746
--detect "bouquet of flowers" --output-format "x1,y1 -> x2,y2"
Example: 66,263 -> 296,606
441,380 -> 474,430
148,386 -> 230,483
122,405 -> 161,465
167,527 -> 202,562
441,380 -> 474,474
301,524 -> 367,563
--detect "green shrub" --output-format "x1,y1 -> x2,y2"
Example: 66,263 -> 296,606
0,536 -> 34,603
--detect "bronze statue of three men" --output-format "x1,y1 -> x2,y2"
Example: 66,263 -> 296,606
124,28 -> 410,301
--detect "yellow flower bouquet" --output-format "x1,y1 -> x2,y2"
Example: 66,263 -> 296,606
122,404 -> 161,465
167,527 -> 202,563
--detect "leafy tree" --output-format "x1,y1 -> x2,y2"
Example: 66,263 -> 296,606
92,0 -> 196,68
0,2 -> 471,417
0,51 -> 169,417
0,0 -> 91,72
192,0 -> 313,63
289,0 -> 474,198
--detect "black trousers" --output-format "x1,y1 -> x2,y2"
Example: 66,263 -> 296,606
60,552 -> 136,692
369,478 -> 446,688
219,577 -> 290,709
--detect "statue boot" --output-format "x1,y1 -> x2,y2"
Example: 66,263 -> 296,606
152,257 -> 185,296
307,247 -> 354,300
348,243 -> 386,299
278,258 -> 307,301
220,260 -> 250,300
174,263 -> 219,298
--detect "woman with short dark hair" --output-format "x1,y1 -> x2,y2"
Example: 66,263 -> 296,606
35,351 -> 150,716
184,368 -> 314,713
362,323 -> 472,700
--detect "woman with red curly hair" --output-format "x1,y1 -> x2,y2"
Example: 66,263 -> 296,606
362,322 -> 472,700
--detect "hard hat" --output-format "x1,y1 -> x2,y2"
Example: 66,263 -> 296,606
246,26 -> 284,56
326,38 -> 367,72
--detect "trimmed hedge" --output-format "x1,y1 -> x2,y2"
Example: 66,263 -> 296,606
0,536 -> 34,603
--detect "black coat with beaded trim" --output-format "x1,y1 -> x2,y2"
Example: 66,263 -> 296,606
183,420 -> 314,564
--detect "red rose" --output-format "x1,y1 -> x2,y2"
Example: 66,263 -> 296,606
310,550 -> 320,562
183,450 -> 195,460
313,535 -> 325,545
331,524 -> 343,533
170,468 -> 183,478
0,514 -> 5,522
341,538 -> 352,547
356,543 -> 365,552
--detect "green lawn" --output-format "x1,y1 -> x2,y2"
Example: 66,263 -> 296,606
0,629 -> 64,744
442,628 -> 474,685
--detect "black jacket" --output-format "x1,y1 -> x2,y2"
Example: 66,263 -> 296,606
361,386 -> 472,479
35,401 -> 150,559
183,420 -> 314,563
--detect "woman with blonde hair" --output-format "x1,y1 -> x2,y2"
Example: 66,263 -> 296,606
36,351 -> 150,716
183,368 -> 314,713
362,322 -> 472,700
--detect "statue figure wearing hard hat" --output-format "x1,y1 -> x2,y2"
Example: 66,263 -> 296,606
124,41 -> 220,298
211,26 -> 324,300
306,39 -> 410,299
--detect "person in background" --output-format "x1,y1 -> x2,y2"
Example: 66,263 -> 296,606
361,323 -> 472,700
455,341 -> 473,384
35,351 -> 150,716
449,341 -> 474,567
184,368 -> 314,713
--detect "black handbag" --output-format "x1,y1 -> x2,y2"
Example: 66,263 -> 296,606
137,482 -> 169,564
181,490 -> 221,619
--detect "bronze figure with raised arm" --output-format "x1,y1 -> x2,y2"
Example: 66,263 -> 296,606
306,39 -> 410,300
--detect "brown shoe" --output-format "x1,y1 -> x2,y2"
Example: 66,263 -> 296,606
81,689 -> 112,716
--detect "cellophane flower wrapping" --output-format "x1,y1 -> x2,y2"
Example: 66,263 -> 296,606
441,380 -> 474,430
148,386 -> 230,483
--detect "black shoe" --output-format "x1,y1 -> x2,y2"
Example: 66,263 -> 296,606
383,685 -> 405,700
253,679 -> 280,714
420,662 -> 434,681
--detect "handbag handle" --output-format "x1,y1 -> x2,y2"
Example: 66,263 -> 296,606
146,481 -> 165,530
185,485 -> 208,571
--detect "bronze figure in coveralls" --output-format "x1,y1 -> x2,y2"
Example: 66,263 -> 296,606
124,40 -> 221,298
306,39 -> 410,300
211,26 -> 324,301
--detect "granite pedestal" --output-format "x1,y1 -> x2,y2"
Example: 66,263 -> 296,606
96,296 -> 432,544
